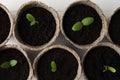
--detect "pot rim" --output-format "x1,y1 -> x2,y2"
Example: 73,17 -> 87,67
33,44 -> 82,80
107,7 -> 120,47
61,0 -> 107,50
0,3 -> 14,48
13,1 -> 60,51
0,44 -> 33,80
82,42 -> 120,80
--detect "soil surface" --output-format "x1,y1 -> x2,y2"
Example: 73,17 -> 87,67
0,48 -> 29,80
109,9 -> 120,46
37,48 -> 78,80
63,4 -> 102,45
83,46 -> 120,80
0,7 -> 10,44
17,7 -> 56,46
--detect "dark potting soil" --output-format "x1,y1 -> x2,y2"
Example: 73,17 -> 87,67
37,48 -> 78,80
0,7 -> 10,44
83,46 -> 120,80
17,7 -> 56,46
109,9 -> 120,46
63,4 -> 102,45
0,48 -> 29,80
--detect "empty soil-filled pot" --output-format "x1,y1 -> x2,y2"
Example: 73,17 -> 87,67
82,42 -> 120,80
33,45 -> 81,80
61,0 -> 107,49
0,45 -> 33,80
14,1 -> 60,51
108,8 -> 120,46
0,3 -> 14,47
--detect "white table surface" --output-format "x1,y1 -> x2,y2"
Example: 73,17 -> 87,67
1,0 -> 120,80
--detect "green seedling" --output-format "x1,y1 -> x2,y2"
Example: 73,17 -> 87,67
26,13 -> 39,26
72,17 -> 94,31
0,59 -> 17,69
103,65 -> 116,73
51,61 -> 57,72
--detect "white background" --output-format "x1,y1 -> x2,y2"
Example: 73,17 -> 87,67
1,0 -> 120,17
0,0 -> 120,80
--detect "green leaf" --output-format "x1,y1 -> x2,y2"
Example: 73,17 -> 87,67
72,22 -> 83,31
108,66 -> 116,73
1,61 -> 11,69
26,13 -> 35,22
82,17 -> 94,26
10,60 -> 17,67
0,59 -> 17,69
51,61 -> 57,72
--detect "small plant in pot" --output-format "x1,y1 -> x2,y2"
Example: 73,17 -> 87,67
108,7 -> 120,47
0,3 -> 14,47
61,0 -> 107,49
82,42 -> 120,80
13,1 -> 60,51
33,45 -> 82,80
0,45 -> 33,80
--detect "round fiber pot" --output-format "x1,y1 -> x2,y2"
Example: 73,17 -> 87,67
82,42 -> 120,80
0,45 -> 33,80
33,45 -> 82,80
13,1 -> 60,51
61,0 -> 107,49
108,7 -> 120,46
0,3 -> 14,47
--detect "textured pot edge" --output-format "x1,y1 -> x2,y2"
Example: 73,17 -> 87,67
33,44 -> 82,80
0,3 -> 14,47
107,7 -> 120,47
13,1 -> 60,51
2,44 -> 33,80
81,42 -> 120,80
61,0 -> 107,50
